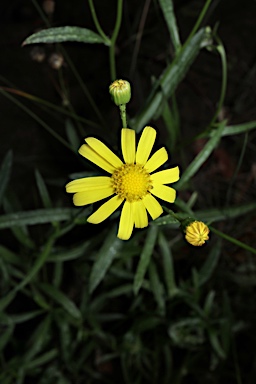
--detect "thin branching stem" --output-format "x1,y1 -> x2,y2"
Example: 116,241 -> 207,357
109,0 -> 123,80
210,226 -> 256,255
185,0 -> 213,44
88,0 -> 110,43
0,88 -> 73,151
208,40 -> 227,127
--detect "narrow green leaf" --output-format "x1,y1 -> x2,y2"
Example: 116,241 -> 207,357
133,226 -> 158,295
0,150 -> 12,207
216,121 -> 256,137
158,0 -> 181,53
155,201 -> 256,227
149,259 -> 165,315
54,311 -> 72,362
153,214 -> 180,227
22,26 -> 108,46
20,315 -> 52,362
0,245 -> 21,265
9,310 -> 45,324
35,170 -> 52,209
39,283 -> 81,320
0,207 -> 84,229
208,328 -> 226,359
158,231 -> 178,296
10,226 -> 35,249
24,349 -> 58,369
48,237 -> 100,262
131,28 -> 210,131
0,324 -> 14,351
198,240 -> 221,286
196,202 -> 256,222
176,121 -> 226,190
3,198 -> 35,249
0,291 -> 16,311
89,226 -> 123,293
65,119 -> 80,152
14,233 -> 56,293
203,290 -> 215,315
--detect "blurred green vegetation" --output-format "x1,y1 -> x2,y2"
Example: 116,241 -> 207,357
1,0 -> 256,383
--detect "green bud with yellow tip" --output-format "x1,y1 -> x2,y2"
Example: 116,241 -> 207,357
109,79 -> 131,106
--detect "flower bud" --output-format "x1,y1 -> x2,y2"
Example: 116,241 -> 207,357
184,221 -> 210,247
109,79 -> 131,106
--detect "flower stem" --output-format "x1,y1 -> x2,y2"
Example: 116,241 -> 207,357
185,0 -> 213,44
109,0 -> 123,80
88,0 -> 110,43
119,104 -> 127,127
210,226 -> 256,255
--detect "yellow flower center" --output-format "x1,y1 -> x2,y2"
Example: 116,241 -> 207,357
111,163 -> 152,202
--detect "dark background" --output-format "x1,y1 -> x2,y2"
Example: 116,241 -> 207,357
1,0 -> 256,204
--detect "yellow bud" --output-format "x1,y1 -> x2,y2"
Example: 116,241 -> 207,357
109,79 -> 131,106
185,221 -> 210,246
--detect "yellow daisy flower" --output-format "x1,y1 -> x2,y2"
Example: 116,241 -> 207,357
66,126 -> 179,240
185,221 -> 210,246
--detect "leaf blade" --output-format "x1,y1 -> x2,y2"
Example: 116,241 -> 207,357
133,226 -> 158,295
89,226 -> 123,293
175,121 -> 226,190
22,26 -> 109,46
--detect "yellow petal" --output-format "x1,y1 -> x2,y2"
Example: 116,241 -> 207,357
150,166 -> 179,185
133,201 -> 148,228
66,176 -> 111,193
151,184 -> 176,203
79,144 -> 115,174
117,201 -> 134,240
87,195 -> 124,224
142,194 -> 163,219
85,137 -> 123,168
73,187 -> 114,206
144,147 -> 168,173
121,128 -> 136,163
136,126 -> 156,165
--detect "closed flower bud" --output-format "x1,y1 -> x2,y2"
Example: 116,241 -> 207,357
184,221 -> 210,247
109,79 -> 131,106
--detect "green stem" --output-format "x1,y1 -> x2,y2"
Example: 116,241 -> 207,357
88,0 -> 110,43
208,41 -> 227,127
14,230 -> 58,293
0,86 -> 100,128
0,88 -> 73,151
31,0 -> 106,127
109,0 -> 123,80
119,104 -> 127,127
210,226 -> 256,255
185,0 -> 213,44
60,48 -> 106,127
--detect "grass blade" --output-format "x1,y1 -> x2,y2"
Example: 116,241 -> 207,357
158,0 -> 181,53
176,121 -> 226,190
133,226 -> 158,295
35,170 -> 52,209
198,240 -> 221,286
0,208 -> 86,229
131,27 -> 210,131
39,283 -> 81,320
158,231 -> 178,296
149,259 -> 165,315
89,226 -> 123,293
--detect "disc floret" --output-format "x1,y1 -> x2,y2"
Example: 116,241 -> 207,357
111,163 -> 152,202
